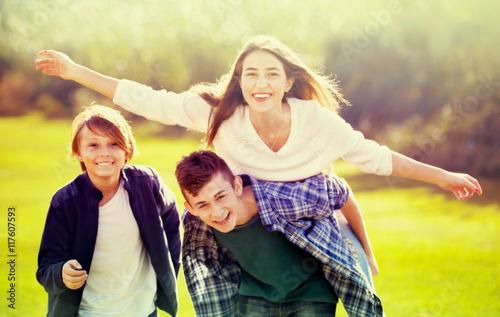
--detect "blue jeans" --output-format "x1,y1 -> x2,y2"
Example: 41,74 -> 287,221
335,210 -> 375,290
236,295 -> 337,317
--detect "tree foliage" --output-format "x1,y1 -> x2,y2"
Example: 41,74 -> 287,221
1,0 -> 498,176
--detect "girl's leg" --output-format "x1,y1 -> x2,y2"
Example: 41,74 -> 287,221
335,209 -> 375,290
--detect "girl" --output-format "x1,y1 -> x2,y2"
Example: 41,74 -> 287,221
35,35 -> 482,286
36,105 -> 181,317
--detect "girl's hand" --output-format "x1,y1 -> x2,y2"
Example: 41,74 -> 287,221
35,50 -> 77,80
439,172 -> 482,200
62,259 -> 88,290
34,50 -> 119,99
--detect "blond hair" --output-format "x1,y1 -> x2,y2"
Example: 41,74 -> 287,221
70,105 -> 136,171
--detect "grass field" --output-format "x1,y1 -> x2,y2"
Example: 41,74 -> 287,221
0,114 -> 498,317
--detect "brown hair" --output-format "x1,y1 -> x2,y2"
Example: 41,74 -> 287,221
190,34 -> 350,148
70,105 -> 136,171
175,150 -> 235,201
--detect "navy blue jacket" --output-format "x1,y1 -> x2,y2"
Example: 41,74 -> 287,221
36,165 -> 181,316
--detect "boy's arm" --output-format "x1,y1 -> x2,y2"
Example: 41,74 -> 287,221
153,169 -> 182,275
391,151 -> 482,199
37,205 -> 74,294
35,50 -> 119,99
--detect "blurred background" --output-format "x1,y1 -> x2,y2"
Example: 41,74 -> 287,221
0,0 -> 499,316
1,0 -> 499,176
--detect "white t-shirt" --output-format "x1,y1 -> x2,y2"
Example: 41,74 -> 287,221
114,79 -> 392,181
78,180 -> 157,317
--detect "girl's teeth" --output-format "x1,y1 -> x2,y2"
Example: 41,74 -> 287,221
98,162 -> 112,166
254,94 -> 270,98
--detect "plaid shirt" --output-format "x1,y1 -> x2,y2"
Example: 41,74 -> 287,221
182,174 -> 384,317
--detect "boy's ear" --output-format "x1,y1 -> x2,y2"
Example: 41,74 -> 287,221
184,201 -> 197,216
234,176 -> 243,196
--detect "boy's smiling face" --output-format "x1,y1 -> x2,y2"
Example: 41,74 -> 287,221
77,126 -> 127,185
184,173 -> 247,233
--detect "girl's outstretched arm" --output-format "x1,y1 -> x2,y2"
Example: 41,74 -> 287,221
391,151 -> 483,200
35,50 -> 119,100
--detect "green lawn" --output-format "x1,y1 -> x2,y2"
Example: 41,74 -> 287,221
0,114 -> 498,316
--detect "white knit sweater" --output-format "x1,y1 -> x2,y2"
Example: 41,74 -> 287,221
114,79 -> 392,181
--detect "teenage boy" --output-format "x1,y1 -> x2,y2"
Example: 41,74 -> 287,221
37,105 -> 180,317
175,151 -> 383,317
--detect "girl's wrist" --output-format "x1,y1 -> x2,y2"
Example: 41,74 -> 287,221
69,63 -> 87,82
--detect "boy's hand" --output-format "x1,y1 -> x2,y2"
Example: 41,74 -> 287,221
62,259 -> 88,290
35,50 -> 77,80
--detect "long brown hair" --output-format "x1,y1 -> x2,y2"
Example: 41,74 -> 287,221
190,35 -> 350,148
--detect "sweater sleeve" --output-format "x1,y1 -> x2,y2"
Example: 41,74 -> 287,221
36,203 -> 71,294
310,103 -> 393,176
151,168 -> 182,275
113,79 -> 211,132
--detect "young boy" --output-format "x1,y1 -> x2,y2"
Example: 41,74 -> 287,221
36,105 -> 181,317
176,151 -> 383,317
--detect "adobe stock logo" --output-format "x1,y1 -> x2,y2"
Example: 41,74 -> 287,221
341,1 -> 403,63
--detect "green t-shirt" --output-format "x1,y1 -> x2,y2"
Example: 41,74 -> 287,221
213,215 -> 338,304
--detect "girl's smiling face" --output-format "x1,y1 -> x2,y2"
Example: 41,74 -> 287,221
77,126 -> 127,185
239,50 -> 294,114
